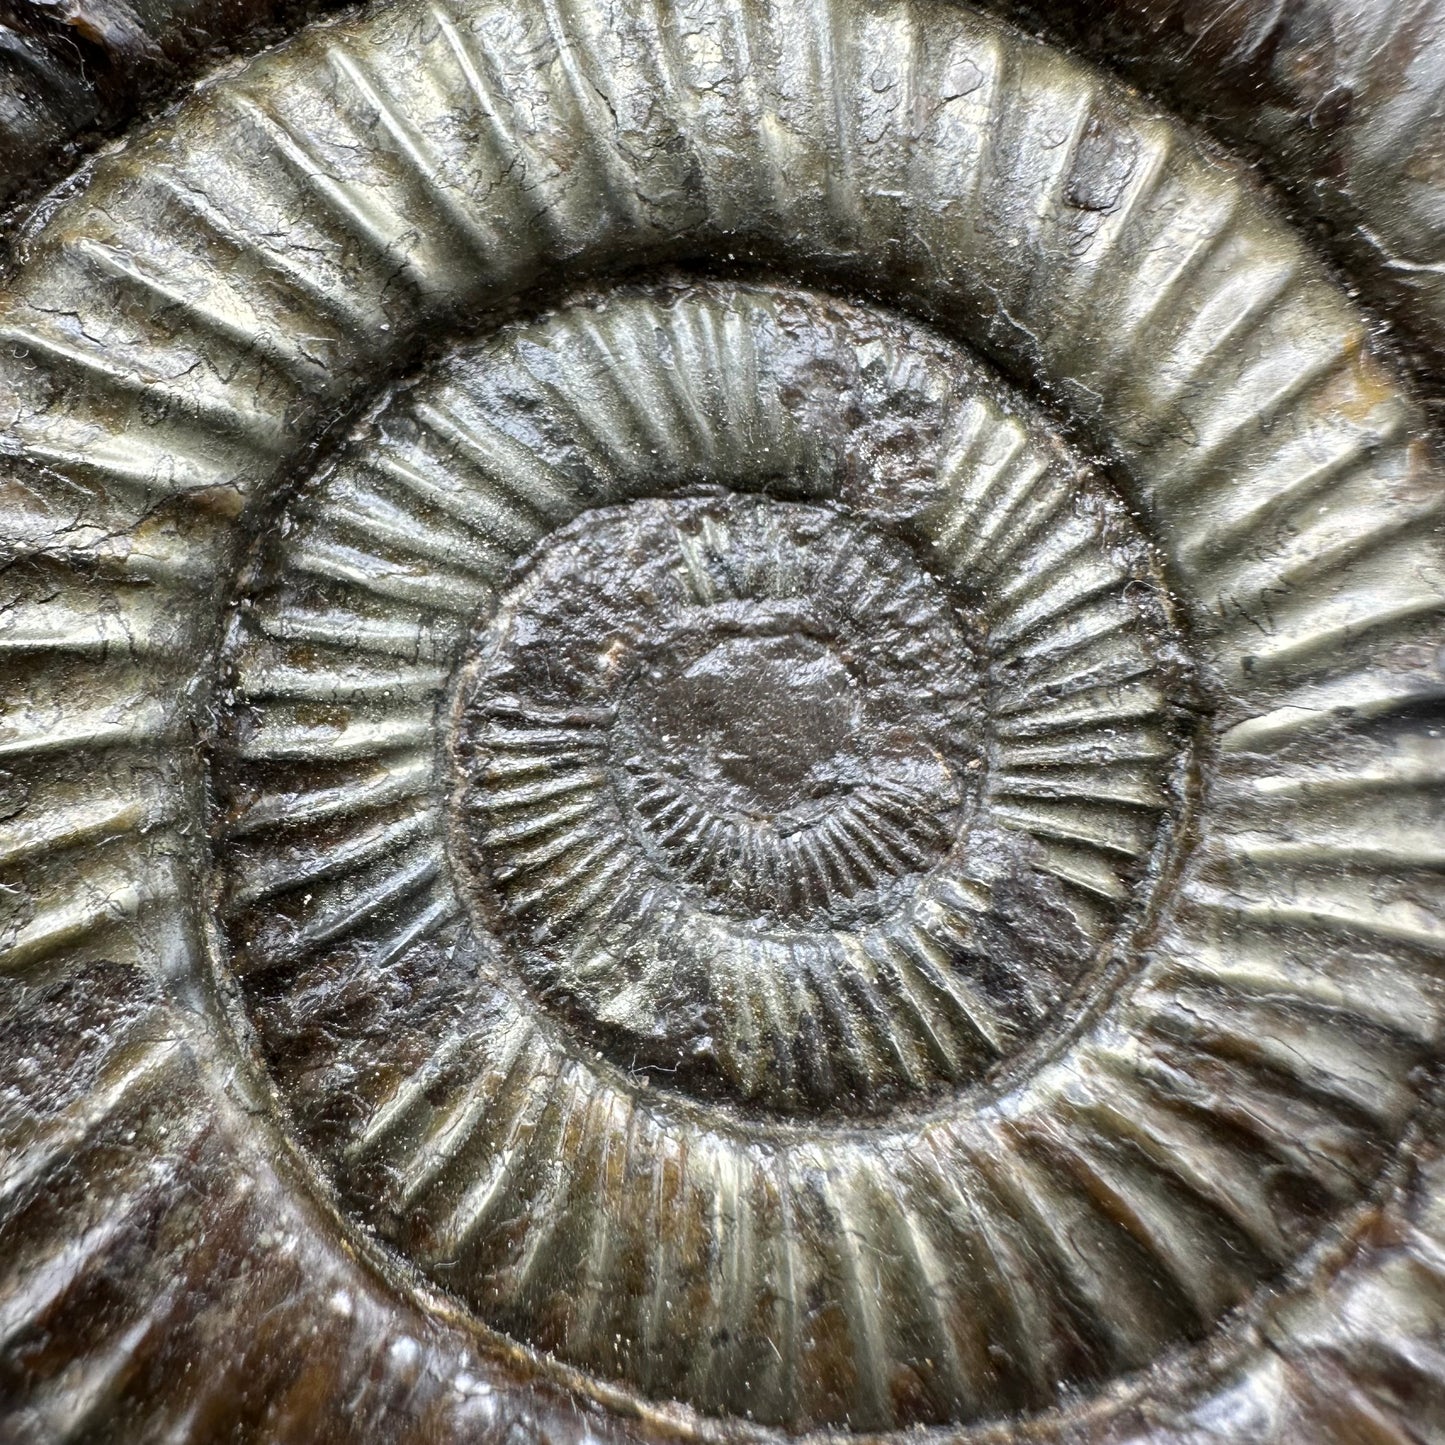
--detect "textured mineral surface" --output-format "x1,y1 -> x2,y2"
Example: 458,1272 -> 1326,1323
1,0 -> 1443,1441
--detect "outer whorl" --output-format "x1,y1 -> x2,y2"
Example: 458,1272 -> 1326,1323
0,0 -> 1443,1441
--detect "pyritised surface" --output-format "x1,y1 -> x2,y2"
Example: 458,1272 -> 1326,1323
0,0 -> 1443,1439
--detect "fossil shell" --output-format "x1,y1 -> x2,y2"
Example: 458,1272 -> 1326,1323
1,0 -> 1443,1440
999,0 -> 1445,404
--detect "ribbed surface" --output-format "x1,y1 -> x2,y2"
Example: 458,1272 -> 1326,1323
0,0 -> 1440,1437
207,283 -> 1432,1431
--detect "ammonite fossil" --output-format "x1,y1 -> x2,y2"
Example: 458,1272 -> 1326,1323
1,0 -> 1443,1439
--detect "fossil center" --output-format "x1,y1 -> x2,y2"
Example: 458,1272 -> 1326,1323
447,491 -> 995,1108
621,631 -> 864,818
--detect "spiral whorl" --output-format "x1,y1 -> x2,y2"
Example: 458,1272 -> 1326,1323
0,0 -> 1442,1439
